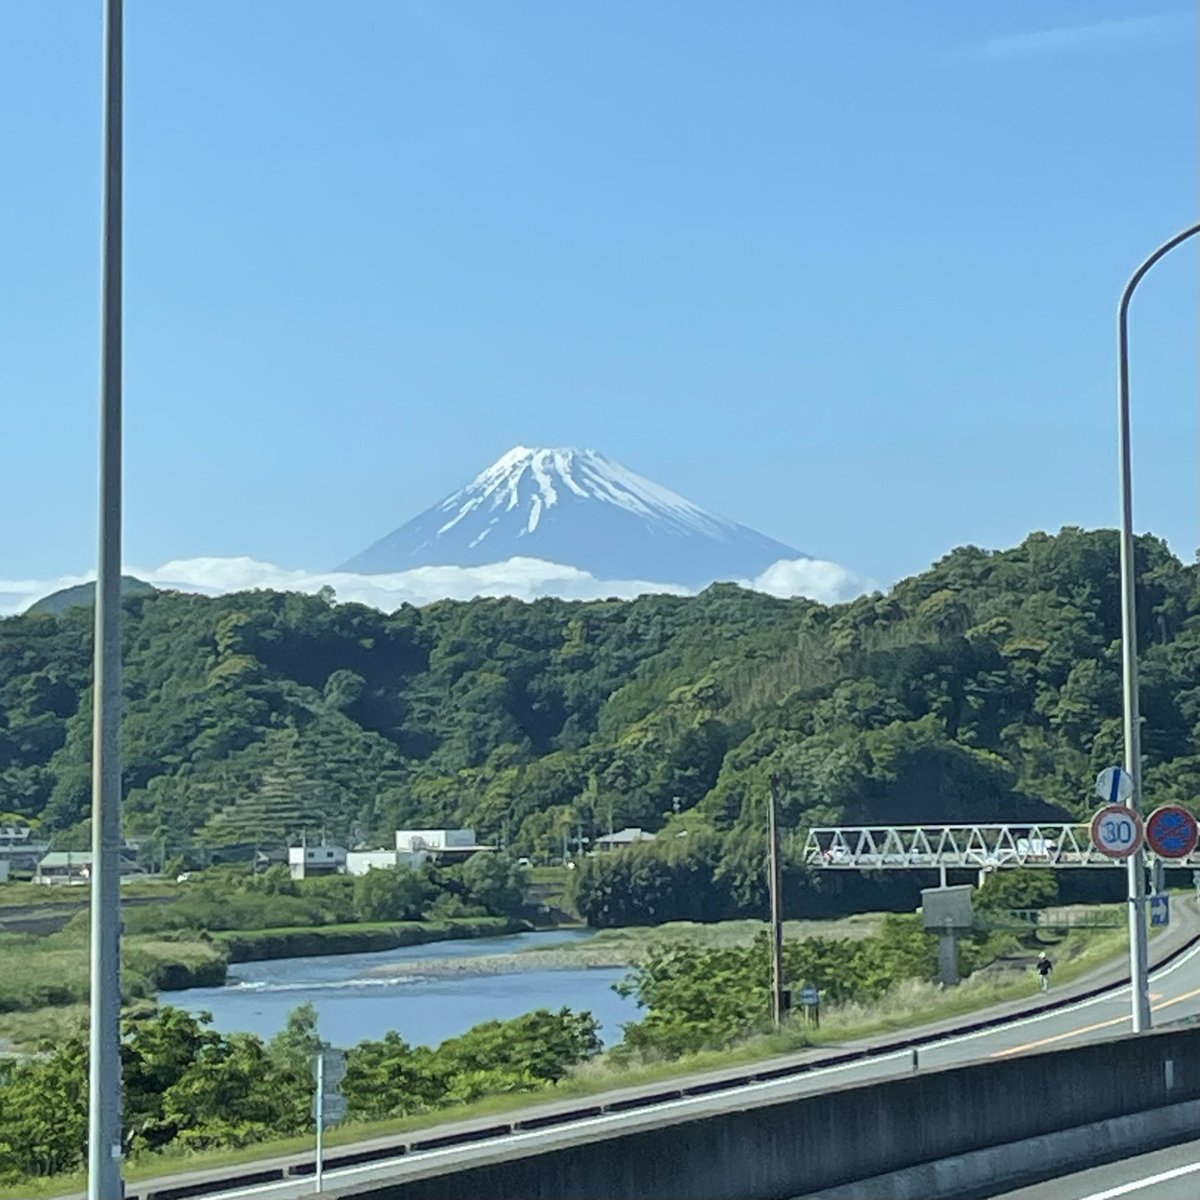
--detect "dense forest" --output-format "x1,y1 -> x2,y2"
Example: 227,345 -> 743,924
1,529 -> 1196,905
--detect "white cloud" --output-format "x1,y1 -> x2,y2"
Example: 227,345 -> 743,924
743,558 -> 878,604
966,14 -> 1195,61
0,554 -> 873,617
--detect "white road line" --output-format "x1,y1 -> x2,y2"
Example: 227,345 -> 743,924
1073,1160 -> 1200,1199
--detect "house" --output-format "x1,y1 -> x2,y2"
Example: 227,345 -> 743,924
393,828 -> 492,863
35,851 -> 144,885
345,849 -> 425,876
287,844 -> 348,880
594,827 -> 656,852
0,825 -> 50,876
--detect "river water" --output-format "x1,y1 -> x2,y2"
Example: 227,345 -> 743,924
174,929 -> 640,1051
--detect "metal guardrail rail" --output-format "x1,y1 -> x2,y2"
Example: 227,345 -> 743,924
802,823 -> 1200,871
974,907 -> 1124,932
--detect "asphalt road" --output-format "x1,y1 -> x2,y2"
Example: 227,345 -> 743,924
981,1139 -> 1200,1199
163,934 -> 1200,1200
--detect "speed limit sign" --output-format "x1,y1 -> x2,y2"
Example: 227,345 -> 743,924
1091,804 -> 1144,859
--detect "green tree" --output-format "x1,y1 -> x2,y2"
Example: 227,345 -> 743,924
458,853 -> 528,917
352,866 -> 434,922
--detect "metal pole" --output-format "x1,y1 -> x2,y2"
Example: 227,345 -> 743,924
1116,221 -> 1200,1035
315,1051 -> 325,1193
89,2 -> 124,1197
768,775 -> 785,1029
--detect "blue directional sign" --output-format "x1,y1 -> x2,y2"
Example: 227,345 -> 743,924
1150,895 -> 1170,928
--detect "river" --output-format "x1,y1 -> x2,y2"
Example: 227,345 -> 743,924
174,929 -> 641,1051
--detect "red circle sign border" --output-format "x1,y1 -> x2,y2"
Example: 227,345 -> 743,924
1144,805 -> 1200,859
1090,804 -> 1145,859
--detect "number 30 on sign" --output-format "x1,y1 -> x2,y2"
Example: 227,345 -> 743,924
1091,804 -> 1144,858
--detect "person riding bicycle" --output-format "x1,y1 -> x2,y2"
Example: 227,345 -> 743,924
1036,952 -> 1053,992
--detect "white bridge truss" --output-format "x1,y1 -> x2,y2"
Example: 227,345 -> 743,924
801,824 -> 1200,870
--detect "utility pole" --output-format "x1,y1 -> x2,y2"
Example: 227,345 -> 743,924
768,774 -> 786,1029
1115,221 -> 1200,1034
89,3 -> 124,1198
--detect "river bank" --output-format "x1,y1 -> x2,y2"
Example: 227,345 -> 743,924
364,914 -> 888,978
0,916 -> 535,1054
210,915 -> 529,965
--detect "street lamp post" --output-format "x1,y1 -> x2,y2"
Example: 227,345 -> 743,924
89,2 -> 124,1198
1115,220 -> 1200,1035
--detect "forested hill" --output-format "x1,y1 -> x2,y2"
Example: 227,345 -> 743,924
1,528 -> 1196,865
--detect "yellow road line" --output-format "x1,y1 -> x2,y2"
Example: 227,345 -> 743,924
990,988 -> 1200,1058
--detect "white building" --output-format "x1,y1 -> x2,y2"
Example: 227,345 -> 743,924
346,849 -> 425,876
393,828 -> 491,863
287,845 -> 348,880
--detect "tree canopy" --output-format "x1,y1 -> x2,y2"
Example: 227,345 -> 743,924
1,528 -> 1195,919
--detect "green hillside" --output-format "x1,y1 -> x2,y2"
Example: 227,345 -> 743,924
25,575 -> 157,616
1,529 -> 1195,894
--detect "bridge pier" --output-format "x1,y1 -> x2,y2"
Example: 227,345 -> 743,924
937,928 -> 960,987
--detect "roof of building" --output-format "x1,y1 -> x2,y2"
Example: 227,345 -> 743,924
37,851 -> 95,868
597,827 -> 656,845
37,851 -> 141,870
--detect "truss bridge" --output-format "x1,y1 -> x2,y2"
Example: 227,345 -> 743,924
801,823 -> 1200,871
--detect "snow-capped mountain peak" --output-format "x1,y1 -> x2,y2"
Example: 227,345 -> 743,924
440,446 -> 733,542
339,446 -> 804,587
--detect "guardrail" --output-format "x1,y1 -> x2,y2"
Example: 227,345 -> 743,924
974,906 -> 1124,931
106,926 -> 1200,1200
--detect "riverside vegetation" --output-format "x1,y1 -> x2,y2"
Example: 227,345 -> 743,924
0,903 -> 1106,1191
0,861 -> 530,1051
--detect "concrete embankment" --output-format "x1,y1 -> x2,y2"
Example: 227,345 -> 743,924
326,1025 -> 1199,1200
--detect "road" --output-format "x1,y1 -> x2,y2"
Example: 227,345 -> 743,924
982,1140 -> 1200,1199
108,929 -> 1200,1200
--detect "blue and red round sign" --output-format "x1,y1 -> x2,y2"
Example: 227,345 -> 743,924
1144,806 -> 1200,859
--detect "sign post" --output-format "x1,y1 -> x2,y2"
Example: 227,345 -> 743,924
1093,765 -> 1150,1033
799,984 -> 820,1028
313,1048 -> 348,1193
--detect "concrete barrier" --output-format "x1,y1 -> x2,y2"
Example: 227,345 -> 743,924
795,1100 -> 1200,1200
332,1027 -> 1200,1200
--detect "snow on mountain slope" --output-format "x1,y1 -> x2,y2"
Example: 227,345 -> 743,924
338,447 -> 805,587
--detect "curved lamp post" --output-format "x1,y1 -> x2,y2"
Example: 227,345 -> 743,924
1116,221 -> 1200,1033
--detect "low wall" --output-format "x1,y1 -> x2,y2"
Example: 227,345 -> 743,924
333,1027 -> 1200,1200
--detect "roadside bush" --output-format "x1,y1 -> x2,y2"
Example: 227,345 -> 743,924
616,916 -> 939,1057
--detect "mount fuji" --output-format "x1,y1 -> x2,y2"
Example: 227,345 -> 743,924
339,446 -> 804,588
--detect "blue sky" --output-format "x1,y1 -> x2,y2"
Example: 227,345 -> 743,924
2,1 -> 1197,590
